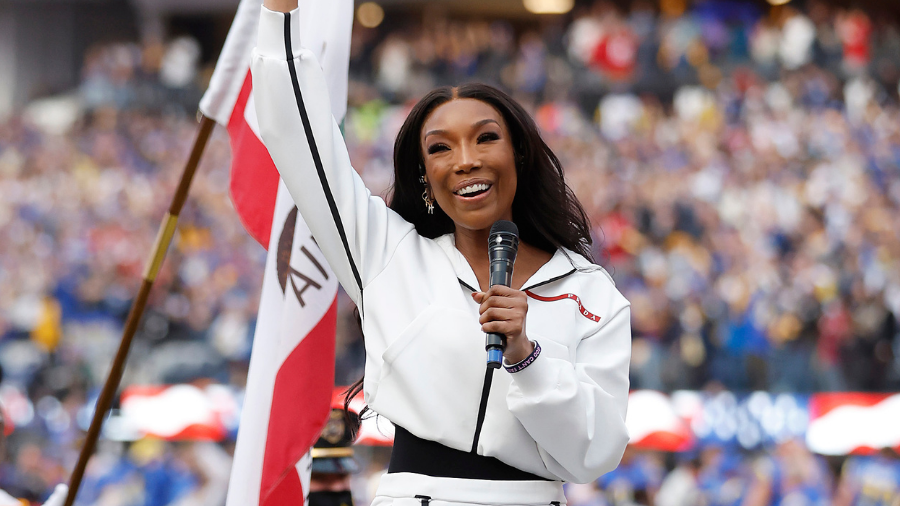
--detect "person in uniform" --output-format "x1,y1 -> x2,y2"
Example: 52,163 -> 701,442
833,447 -> 900,506
308,409 -> 359,506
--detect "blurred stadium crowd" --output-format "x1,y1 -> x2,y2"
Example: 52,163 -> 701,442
1,0 -> 900,504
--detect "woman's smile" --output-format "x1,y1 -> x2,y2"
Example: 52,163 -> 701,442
452,178 -> 493,201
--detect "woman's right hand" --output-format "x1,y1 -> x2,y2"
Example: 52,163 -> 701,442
264,0 -> 298,13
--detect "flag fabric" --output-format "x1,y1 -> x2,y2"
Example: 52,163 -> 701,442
199,0 -> 353,504
806,393 -> 900,456
119,384 -> 231,442
624,390 -> 693,452
199,0 -> 351,248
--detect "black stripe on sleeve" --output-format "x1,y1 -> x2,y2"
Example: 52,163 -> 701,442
282,13 -> 364,307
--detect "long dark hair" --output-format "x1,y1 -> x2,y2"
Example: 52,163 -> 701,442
344,83 -> 594,434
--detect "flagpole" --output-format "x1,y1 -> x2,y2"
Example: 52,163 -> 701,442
63,114 -> 216,506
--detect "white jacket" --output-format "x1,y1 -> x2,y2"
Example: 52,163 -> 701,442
251,6 -> 631,484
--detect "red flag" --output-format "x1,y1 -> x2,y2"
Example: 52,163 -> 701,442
198,1 -> 353,504
200,0 -> 351,248
225,71 -> 280,246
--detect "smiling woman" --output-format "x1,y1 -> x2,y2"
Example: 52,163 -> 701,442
253,1 -> 632,504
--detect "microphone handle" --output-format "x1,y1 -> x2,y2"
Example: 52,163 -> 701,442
486,257 -> 514,368
489,259 -> 513,288
485,332 -> 505,367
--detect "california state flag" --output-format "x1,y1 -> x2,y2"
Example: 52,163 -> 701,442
198,0 -> 353,505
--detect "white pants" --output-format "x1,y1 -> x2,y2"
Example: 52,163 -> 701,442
370,472 -> 567,506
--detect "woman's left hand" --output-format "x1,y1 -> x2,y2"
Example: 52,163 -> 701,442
472,286 -> 535,364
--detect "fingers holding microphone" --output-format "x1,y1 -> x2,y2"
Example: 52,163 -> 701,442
472,286 -> 534,364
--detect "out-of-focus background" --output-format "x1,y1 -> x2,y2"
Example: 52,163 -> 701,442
1,0 -> 900,504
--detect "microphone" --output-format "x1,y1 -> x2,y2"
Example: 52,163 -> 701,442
485,220 -> 519,368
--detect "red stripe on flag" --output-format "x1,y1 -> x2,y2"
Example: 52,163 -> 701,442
260,298 -> 338,505
262,466 -> 304,506
809,392 -> 892,419
227,71 -> 280,248
631,431 -> 693,452
122,385 -> 169,397
168,423 -> 226,442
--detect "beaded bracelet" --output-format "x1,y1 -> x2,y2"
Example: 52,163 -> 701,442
504,341 -> 541,373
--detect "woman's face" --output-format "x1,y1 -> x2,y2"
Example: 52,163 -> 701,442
420,98 -> 518,233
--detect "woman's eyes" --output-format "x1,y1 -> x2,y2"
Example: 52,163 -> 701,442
426,132 -> 499,154
427,143 -> 449,154
478,132 -> 500,143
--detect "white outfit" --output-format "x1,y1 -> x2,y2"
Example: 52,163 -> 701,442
373,474 -> 566,506
251,6 -> 632,503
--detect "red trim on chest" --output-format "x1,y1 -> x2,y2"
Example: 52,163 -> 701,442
524,290 -> 602,322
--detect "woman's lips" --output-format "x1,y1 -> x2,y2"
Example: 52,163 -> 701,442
453,183 -> 493,203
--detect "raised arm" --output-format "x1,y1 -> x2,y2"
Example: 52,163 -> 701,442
251,4 -> 414,308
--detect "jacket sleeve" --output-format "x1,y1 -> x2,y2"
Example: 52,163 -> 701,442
506,301 -> 632,484
251,6 -> 413,307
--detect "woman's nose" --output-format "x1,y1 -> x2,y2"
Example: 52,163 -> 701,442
454,142 -> 481,172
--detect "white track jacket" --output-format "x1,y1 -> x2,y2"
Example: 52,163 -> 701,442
251,6 -> 632,485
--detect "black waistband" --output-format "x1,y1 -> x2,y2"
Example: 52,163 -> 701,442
387,426 -> 550,481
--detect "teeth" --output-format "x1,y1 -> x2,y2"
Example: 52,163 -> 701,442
456,183 -> 490,195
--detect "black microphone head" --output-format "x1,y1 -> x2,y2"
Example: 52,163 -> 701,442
489,220 -> 518,240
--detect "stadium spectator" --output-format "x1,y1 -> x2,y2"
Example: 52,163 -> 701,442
833,448 -> 900,506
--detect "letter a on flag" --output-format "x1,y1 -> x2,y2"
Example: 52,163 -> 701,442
198,0 -> 353,504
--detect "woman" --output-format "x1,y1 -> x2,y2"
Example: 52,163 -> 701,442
253,2 -> 632,504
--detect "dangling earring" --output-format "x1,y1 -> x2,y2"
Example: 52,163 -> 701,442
419,173 -> 434,214
422,188 -> 434,214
